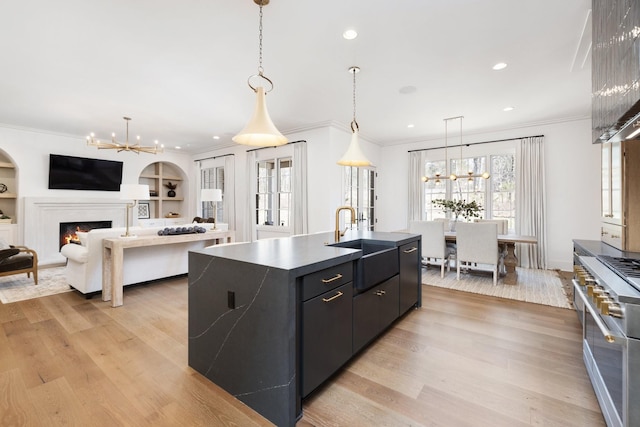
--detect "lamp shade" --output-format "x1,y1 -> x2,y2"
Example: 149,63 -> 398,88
232,87 -> 288,147
337,129 -> 372,166
120,184 -> 150,200
201,188 -> 222,202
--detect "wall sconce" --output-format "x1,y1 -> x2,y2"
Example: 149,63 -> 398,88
120,184 -> 150,238
201,188 -> 223,230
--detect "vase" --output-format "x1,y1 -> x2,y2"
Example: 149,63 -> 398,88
167,190 -> 176,198
449,219 -> 458,232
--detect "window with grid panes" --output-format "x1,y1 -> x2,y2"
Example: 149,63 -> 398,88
257,157 -> 292,227
201,166 -> 224,221
344,167 -> 376,231
422,154 -> 515,230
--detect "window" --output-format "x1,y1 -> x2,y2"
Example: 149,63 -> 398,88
257,157 -> 292,227
422,153 -> 515,230
343,167 -> 376,231
201,166 -> 224,221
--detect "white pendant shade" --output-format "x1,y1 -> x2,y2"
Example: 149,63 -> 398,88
337,129 -> 372,166
233,87 -> 288,147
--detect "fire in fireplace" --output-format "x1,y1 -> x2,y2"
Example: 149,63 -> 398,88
59,220 -> 112,250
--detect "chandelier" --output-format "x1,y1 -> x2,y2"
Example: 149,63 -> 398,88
337,66 -> 372,166
422,116 -> 489,182
87,117 -> 163,154
233,0 -> 288,147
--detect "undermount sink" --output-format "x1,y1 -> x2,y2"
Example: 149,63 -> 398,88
330,239 -> 399,292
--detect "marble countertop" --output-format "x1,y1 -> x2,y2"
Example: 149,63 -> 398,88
191,230 -> 420,277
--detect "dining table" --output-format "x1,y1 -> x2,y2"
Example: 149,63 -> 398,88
444,232 -> 538,285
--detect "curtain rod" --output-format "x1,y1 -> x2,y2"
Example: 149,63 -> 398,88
194,153 -> 235,162
407,134 -> 544,153
246,139 -> 306,153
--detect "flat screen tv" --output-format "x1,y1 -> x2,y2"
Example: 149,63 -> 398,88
48,154 -> 124,191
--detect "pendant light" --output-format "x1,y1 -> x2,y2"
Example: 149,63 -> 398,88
421,117 -> 454,183
233,0 -> 288,147
337,66 -> 372,166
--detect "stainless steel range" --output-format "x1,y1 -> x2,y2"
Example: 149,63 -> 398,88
573,255 -> 640,427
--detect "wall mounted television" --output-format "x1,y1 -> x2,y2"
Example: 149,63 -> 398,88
48,154 -> 124,191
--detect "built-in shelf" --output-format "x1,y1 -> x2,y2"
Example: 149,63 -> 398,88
139,162 -> 187,219
0,152 -> 17,229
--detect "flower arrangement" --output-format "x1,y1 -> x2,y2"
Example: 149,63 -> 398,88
431,199 -> 483,221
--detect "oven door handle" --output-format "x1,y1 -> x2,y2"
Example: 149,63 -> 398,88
574,283 -> 622,344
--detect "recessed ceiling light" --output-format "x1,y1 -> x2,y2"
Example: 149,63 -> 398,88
407,124 -> 415,128
492,62 -> 507,70
503,106 -> 514,112
213,135 -> 220,140
175,146 -> 182,150
343,29 -> 358,40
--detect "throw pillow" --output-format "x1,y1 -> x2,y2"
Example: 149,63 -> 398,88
0,237 -> 10,250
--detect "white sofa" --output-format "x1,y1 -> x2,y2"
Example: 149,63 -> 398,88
60,223 -> 228,295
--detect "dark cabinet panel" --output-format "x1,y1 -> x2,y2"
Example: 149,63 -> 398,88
302,282 -> 353,397
353,275 -> 399,353
398,241 -> 420,313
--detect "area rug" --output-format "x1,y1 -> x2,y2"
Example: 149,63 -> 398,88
0,266 -> 71,304
422,266 -> 572,309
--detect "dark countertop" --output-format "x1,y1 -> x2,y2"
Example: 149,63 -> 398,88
574,239 -> 640,260
192,230 -> 420,277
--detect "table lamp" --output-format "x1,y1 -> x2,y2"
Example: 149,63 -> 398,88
120,184 -> 150,238
201,188 -> 222,230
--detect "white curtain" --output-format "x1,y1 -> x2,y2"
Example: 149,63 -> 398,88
516,136 -> 547,269
408,151 -> 425,222
224,155 -> 236,232
245,150 -> 257,242
293,142 -> 308,235
194,160 -> 203,218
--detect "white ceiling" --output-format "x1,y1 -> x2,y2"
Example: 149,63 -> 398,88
0,0 -> 592,155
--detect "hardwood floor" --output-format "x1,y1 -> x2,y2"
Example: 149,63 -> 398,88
0,279 -> 605,426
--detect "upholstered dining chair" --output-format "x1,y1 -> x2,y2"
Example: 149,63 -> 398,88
409,220 -> 455,278
0,245 -> 39,285
455,222 -> 500,285
474,218 -> 508,234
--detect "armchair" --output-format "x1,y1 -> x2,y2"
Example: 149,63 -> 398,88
0,245 -> 39,285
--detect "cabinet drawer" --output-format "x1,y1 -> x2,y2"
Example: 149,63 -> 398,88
353,275 -> 399,353
302,282 -> 353,397
302,262 -> 353,301
601,222 -> 623,250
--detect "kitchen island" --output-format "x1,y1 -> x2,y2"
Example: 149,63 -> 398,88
188,230 -> 421,426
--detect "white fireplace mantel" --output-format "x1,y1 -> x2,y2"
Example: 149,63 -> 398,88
23,197 -> 128,266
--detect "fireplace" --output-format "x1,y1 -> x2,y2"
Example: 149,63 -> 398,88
59,220 -> 112,249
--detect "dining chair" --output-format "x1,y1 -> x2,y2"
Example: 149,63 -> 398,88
455,222 -> 500,285
474,219 -> 508,234
409,220 -> 454,278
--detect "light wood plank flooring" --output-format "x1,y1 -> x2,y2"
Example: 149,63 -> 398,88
0,278 -> 604,427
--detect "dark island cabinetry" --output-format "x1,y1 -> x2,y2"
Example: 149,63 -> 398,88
353,275 -> 400,353
188,230 -> 421,427
399,241 -> 421,313
301,265 -> 353,397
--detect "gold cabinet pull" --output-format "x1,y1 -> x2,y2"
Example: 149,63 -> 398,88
403,247 -> 418,253
322,291 -> 344,302
375,290 -> 386,296
321,273 -> 343,283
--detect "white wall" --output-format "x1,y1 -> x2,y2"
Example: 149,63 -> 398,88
0,124 -> 193,243
377,118 -> 601,271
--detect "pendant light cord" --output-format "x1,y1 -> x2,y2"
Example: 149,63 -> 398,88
350,66 -> 360,132
258,5 -> 264,75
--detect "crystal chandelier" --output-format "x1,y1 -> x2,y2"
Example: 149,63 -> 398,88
87,117 -> 163,154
